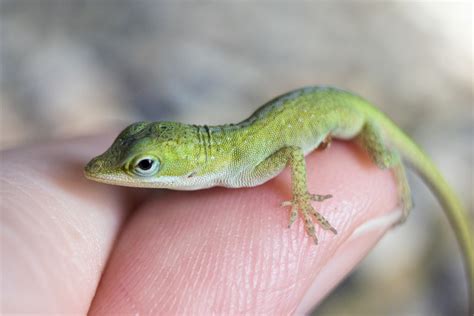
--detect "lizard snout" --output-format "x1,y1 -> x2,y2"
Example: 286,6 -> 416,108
84,157 -> 105,177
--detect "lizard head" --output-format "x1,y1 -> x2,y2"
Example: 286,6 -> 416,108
84,121 -> 202,188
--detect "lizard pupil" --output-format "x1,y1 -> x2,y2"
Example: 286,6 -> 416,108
138,159 -> 153,171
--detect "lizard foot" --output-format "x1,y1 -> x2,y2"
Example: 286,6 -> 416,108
281,193 -> 337,244
281,193 -> 332,207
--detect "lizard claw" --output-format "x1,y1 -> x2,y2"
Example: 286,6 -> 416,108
288,205 -> 298,228
309,193 -> 332,202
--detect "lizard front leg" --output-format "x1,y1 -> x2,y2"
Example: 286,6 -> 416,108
251,146 -> 336,244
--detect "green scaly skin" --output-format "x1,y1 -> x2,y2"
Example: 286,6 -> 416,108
84,86 -> 473,308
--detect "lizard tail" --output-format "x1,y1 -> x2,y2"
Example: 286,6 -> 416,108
383,115 -> 474,310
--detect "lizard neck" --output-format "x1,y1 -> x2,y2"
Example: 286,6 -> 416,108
191,123 -> 247,176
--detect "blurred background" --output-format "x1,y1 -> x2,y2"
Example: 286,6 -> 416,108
1,1 -> 472,314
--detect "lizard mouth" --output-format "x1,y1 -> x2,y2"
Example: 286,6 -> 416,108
83,170 -> 122,185
84,172 -> 141,187
83,169 -> 162,188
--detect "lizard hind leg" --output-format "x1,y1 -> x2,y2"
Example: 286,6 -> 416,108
357,121 -> 413,222
319,134 -> 332,150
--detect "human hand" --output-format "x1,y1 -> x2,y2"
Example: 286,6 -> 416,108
1,134 -> 401,314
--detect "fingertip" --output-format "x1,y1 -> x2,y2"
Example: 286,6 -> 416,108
89,141 -> 400,314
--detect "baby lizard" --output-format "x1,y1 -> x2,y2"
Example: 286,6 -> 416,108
84,86 -> 473,308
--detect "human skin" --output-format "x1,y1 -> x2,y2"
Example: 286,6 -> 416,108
1,134 -> 400,314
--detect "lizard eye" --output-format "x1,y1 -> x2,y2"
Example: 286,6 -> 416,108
132,156 -> 160,176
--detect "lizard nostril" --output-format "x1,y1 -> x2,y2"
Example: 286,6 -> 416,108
85,158 -> 103,174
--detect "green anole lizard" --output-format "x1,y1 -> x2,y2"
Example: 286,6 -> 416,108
84,86 -> 473,309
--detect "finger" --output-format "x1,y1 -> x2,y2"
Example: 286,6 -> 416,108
0,135 -> 143,313
89,141 -> 401,314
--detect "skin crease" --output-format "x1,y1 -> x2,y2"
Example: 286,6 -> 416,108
1,135 -> 400,314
